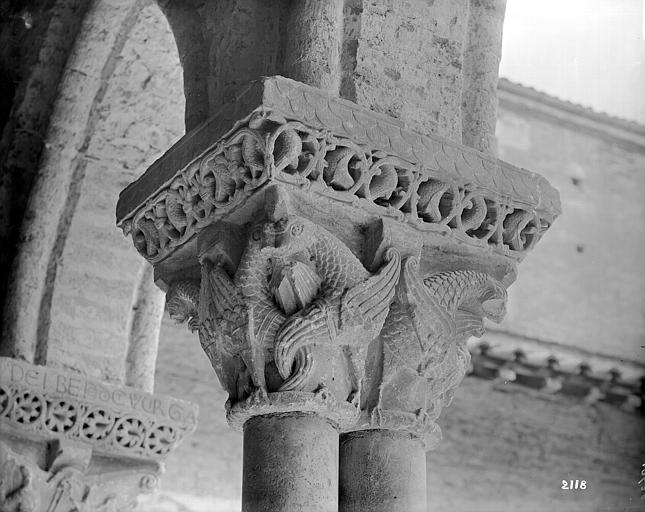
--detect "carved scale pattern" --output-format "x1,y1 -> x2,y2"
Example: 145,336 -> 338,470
121,111 -> 559,264
0,383 -> 184,459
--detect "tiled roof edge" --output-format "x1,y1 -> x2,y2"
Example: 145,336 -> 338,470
497,78 -> 645,148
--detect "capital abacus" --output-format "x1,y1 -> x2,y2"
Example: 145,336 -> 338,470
6,360 -> 195,426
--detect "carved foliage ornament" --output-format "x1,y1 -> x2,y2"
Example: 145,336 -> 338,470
121,82 -> 559,264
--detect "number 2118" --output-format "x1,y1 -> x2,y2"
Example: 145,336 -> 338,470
562,480 -> 586,490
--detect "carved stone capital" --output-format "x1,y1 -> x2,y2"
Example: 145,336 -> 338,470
166,195 -> 401,429
0,439 -> 159,512
354,256 -> 508,447
0,358 -> 197,511
117,76 -> 558,438
0,358 -> 197,460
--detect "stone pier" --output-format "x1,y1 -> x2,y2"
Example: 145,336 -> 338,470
116,1 -> 559,510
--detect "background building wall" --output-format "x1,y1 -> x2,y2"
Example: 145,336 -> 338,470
34,1 -> 185,381
494,81 -> 645,363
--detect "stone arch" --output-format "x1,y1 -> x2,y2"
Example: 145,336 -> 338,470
1,0 -> 185,390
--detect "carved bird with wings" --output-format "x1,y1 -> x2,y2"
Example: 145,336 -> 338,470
270,215 -> 401,403
198,222 -> 285,403
373,257 -> 507,434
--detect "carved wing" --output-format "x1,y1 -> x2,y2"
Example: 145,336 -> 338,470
274,300 -> 332,379
340,247 -> 401,336
199,260 -> 247,332
198,261 -> 249,397
397,257 -> 456,345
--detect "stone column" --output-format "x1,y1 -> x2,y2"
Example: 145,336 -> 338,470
116,76 -> 559,510
243,413 -> 338,512
340,429 -> 427,512
117,1 -> 557,509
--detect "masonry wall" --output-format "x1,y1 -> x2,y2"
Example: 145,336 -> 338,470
43,1 -> 184,381
495,90 -> 645,363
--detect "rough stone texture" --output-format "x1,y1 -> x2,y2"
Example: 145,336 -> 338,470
28,1 -> 184,383
495,81 -> 645,362
148,318 -> 645,511
349,0 -> 468,140
339,429 -> 427,512
125,262 -> 166,393
461,0 -> 506,154
157,0 -> 504,148
0,0 -> 89,326
242,413 -> 338,512
283,0 -> 344,94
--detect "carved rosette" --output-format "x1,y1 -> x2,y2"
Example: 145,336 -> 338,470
0,359 -> 197,511
0,358 -> 197,460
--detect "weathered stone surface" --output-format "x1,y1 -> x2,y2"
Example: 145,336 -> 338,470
355,257 -> 507,446
0,0 -> 91,327
461,0 -> 507,154
163,188 -> 400,429
0,357 -> 197,460
339,429 -> 427,512
242,413 -> 338,512
1,0 -> 184,386
0,438 -> 159,512
117,76 -> 560,267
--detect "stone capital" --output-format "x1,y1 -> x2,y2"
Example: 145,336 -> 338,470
0,357 -> 198,511
116,76 -> 560,435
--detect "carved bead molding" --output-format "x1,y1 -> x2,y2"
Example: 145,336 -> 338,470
116,76 -> 561,265
0,439 -> 159,512
0,358 -> 197,460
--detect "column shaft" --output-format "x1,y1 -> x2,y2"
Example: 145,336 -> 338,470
242,412 -> 338,512
339,429 -> 427,512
